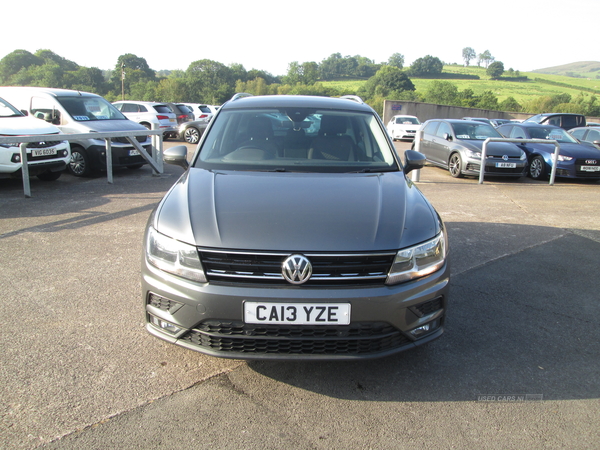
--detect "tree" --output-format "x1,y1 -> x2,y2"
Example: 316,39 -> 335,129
462,47 -> 476,66
424,81 -> 459,105
388,53 -> 405,69
475,90 -> 499,110
0,50 -> 43,83
111,54 -> 156,96
409,55 -> 443,76
499,97 -> 522,112
357,66 -> 415,100
487,61 -> 504,79
477,50 -> 494,68
185,59 -> 235,104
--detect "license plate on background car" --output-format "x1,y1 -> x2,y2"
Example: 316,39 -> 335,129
129,149 -> 140,156
32,148 -> 57,157
580,165 -> 600,172
244,302 -> 351,325
496,162 -> 516,168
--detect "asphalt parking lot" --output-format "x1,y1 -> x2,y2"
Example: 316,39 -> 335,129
1,140 -> 598,449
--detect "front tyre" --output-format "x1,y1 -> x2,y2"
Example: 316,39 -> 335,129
68,148 -> 91,177
529,155 -> 547,180
449,153 -> 464,178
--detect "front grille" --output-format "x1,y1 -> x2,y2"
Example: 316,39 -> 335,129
575,159 -> 600,177
199,249 -> 396,286
111,135 -> 148,144
181,320 -> 410,355
27,140 -> 63,148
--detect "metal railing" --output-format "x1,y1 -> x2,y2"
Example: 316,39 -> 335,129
0,126 -> 164,198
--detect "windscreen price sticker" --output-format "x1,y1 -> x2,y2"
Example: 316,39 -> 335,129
244,302 -> 350,325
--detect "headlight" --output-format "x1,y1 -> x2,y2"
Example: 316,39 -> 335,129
465,149 -> 481,159
557,154 -> 573,161
146,227 -> 206,282
386,231 -> 447,285
520,151 -> 527,160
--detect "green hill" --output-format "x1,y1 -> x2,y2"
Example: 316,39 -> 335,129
322,65 -> 600,106
532,61 -> 600,78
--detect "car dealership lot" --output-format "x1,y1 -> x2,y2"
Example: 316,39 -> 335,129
0,141 -> 598,449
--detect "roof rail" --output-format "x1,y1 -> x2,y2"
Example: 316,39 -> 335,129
230,93 -> 253,102
340,95 -> 365,104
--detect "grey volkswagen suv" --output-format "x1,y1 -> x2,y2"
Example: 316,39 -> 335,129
142,94 -> 449,360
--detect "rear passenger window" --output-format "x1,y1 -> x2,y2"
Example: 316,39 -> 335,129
423,121 -> 439,136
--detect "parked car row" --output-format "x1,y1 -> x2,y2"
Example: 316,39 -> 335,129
411,118 -> 600,181
113,101 -> 211,144
0,87 -> 152,178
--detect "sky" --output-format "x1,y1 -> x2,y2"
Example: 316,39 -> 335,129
3,0 -> 599,77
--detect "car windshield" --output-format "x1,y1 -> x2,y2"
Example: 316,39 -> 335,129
194,108 -> 399,173
57,96 -> 127,121
0,97 -> 23,117
528,127 -> 578,143
452,123 -> 503,140
395,116 -> 419,124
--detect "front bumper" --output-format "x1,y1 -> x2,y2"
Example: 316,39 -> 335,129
465,158 -> 528,177
142,254 -> 450,360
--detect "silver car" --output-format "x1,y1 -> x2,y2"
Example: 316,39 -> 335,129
142,94 -> 449,360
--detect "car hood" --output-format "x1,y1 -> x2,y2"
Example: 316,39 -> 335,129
154,169 -> 441,252
62,119 -> 148,134
459,140 -> 524,156
523,141 -> 600,158
1,116 -> 61,135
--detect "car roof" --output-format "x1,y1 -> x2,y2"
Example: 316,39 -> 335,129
220,95 -> 374,113
428,118 -> 488,125
114,100 -> 168,105
505,122 -> 562,129
0,86 -> 101,98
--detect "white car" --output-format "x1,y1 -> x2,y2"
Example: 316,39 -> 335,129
0,96 -> 70,181
387,115 -> 421,141
182,103 -> 219,123
112,101 -> 178,138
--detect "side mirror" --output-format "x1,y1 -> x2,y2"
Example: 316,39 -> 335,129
20,109 -> 29,116
403,149 -> 426,174
164,145 -> 189,170
443,133 -> 452,141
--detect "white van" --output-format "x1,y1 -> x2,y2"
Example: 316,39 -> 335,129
0,87 -> 151,176
0,96 -> 70,181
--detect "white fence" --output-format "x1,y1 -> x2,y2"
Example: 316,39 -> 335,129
0,128 -> 164,198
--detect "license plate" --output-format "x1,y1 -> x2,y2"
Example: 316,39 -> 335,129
32,148 -> 57,157
169,118 -> 176,122
129,149 -> 140,156
580,165 -> 600,172
244,302 -> 351,325
496,162 -> 516,168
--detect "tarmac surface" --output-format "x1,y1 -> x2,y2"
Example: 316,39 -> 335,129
0,140 -> 598,449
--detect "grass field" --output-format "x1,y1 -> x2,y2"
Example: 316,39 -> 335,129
322,65 -> 600,105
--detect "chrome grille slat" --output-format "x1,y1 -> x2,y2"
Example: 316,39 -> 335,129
199,249 -> 395,286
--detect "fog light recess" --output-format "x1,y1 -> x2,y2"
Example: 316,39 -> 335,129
410,320 -> 439,338
149,314 -> 184,335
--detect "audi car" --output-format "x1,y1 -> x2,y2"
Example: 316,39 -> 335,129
497,122 -> 600,180
142,94 -> 450,360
